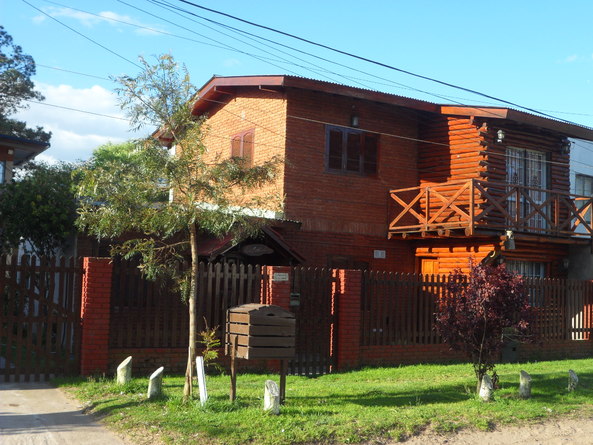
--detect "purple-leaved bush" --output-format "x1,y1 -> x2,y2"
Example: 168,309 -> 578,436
435,263 -> 535,391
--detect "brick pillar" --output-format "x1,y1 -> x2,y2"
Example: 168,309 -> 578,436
261,266 -> 291,310
335,269 -> 362,370
80,257 -> 113,376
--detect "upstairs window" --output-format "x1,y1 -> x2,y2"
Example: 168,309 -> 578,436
0,161 -> 5,183
231,129 -> 254,166
575,173 -> 593,226
326,126 -> 378,176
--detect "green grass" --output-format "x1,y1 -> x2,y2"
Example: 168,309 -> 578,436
53,359 -> 593,445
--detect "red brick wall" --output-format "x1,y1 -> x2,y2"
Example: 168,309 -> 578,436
336,269 -> 362,369
80,257 -> 113,376
284,88 -> 419,238
361,344 -> 466,366
516,340 -> 593,362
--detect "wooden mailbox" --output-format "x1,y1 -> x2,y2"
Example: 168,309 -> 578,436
225,304 -> 295,359
225,304 -> 295,402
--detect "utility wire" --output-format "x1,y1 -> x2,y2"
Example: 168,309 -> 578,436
24,99 -> 130,121
175,0 -> 589,127
22,0 -> 143,70
36,64 -> 111,81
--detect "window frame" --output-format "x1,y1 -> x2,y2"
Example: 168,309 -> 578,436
325,125 -> 378,176
230,129 -> 255,167
0,160 -> 5,183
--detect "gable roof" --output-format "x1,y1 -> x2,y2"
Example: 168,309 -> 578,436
192,75 -> 593,142
192,75 -> 439,116
0,133 -> 49,166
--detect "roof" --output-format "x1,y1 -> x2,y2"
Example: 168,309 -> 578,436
440,106 -> 593,141
192,75 -> 439,116
192,75 -> 593,142
0,133 -> 50,166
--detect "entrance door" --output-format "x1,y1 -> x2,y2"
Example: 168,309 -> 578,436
420,258 -> 439,276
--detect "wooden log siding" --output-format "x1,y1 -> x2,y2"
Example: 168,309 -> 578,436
109,260 -> 265,349
361,272 -> 593,347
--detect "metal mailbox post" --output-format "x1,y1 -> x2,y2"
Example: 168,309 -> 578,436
226,304 -> 296,402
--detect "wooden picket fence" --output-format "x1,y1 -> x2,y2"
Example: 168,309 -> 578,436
361,272 -> 593,346
109,259 -> 265,349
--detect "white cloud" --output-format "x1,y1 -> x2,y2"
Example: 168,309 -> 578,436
564,54 -> 579,63
34,7 -> 165,35
14,82 -> 134,162
224,58 -> 242,68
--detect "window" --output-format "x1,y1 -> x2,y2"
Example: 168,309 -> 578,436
0,161 -> 4,183
575,174 -> 593,196
506,260 -> 546,306
326,126 -> 378,175
575,174 -> 593,226
231,129 -> 254,166
506,147 -> 548,230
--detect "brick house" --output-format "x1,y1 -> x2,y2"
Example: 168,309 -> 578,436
0,133 -> 48,183
191,75 -> 593,278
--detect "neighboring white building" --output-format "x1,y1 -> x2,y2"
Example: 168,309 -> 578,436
569,138 -> 593,279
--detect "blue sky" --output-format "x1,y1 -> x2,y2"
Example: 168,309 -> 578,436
3,0 -> 593,162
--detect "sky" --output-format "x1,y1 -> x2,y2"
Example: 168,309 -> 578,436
3,0 -> 593,163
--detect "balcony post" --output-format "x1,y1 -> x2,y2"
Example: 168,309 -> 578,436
425,187 -> 430,232
468,179 -> 475,236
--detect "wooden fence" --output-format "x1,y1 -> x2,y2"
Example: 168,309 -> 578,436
0,255 -> 82,381
361,272 -> 593,346
109,260 -> 265,349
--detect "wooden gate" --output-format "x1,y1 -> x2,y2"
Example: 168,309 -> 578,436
0,255 -> 82,382
289,267 -> 336,376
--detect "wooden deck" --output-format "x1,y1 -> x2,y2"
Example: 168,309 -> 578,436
388,179 -> 593,238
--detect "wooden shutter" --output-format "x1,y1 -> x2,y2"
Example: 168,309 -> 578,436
231,136 -> 241,157
243,131 -> 254,166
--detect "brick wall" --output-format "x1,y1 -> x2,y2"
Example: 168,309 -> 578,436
80,257 -> 113,376
361,344 -> 466,366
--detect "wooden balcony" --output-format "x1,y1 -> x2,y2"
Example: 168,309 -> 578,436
389,179 -> 593,239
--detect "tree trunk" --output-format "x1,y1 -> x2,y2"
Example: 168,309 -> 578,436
183,224 -> 199,401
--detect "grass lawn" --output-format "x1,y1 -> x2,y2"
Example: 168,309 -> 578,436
54,359 -> 593,445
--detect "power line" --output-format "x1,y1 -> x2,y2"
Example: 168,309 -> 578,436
36,63 -> 111,81
22,0 -> 143,70
25,99 -> 130,121
174,0 -> 589,127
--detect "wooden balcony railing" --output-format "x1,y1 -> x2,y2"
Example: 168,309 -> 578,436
389,179 -> 593,238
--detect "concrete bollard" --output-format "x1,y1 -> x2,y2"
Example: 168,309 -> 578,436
116,356 -> 132,385
264,380 -> 280,414
147,367 -> 164,399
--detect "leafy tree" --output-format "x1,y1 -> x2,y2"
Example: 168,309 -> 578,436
0,25 -> 50,143
75,54 -> 281,400
434,263 -> 534,392
0,162 -> 77,257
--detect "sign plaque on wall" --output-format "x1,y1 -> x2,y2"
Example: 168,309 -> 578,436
273,272 -> 289,282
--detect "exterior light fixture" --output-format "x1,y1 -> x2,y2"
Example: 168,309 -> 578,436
496,129 -> 505,143
503,230 -> 515,250
562,258 -> 570,270
560,139 -> 572,154
350,113 -> 359,128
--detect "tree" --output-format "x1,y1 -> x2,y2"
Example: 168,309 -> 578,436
0,162 -> 77,257
434,263 -> 535,392
75,54 -> 281,400
0,25 -> 50,143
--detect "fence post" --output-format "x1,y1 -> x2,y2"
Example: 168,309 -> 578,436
261,266 -> 291,310
80,257 -> 113,376
336,269 -> 362,370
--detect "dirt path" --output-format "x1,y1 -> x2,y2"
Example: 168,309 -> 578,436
399,417 -> 593,445
0,382 -> 127,445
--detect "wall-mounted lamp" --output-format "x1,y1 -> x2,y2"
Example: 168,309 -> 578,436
560,139 -> 572,154
496,129 -> 505,143
562,258 -> 570,270
350,113 -> 359,128
503,229 -> 515,250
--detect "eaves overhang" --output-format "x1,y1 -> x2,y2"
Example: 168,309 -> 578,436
0,133 -> 50,166
191,75 -> 440,116
440,106 -> 593,141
